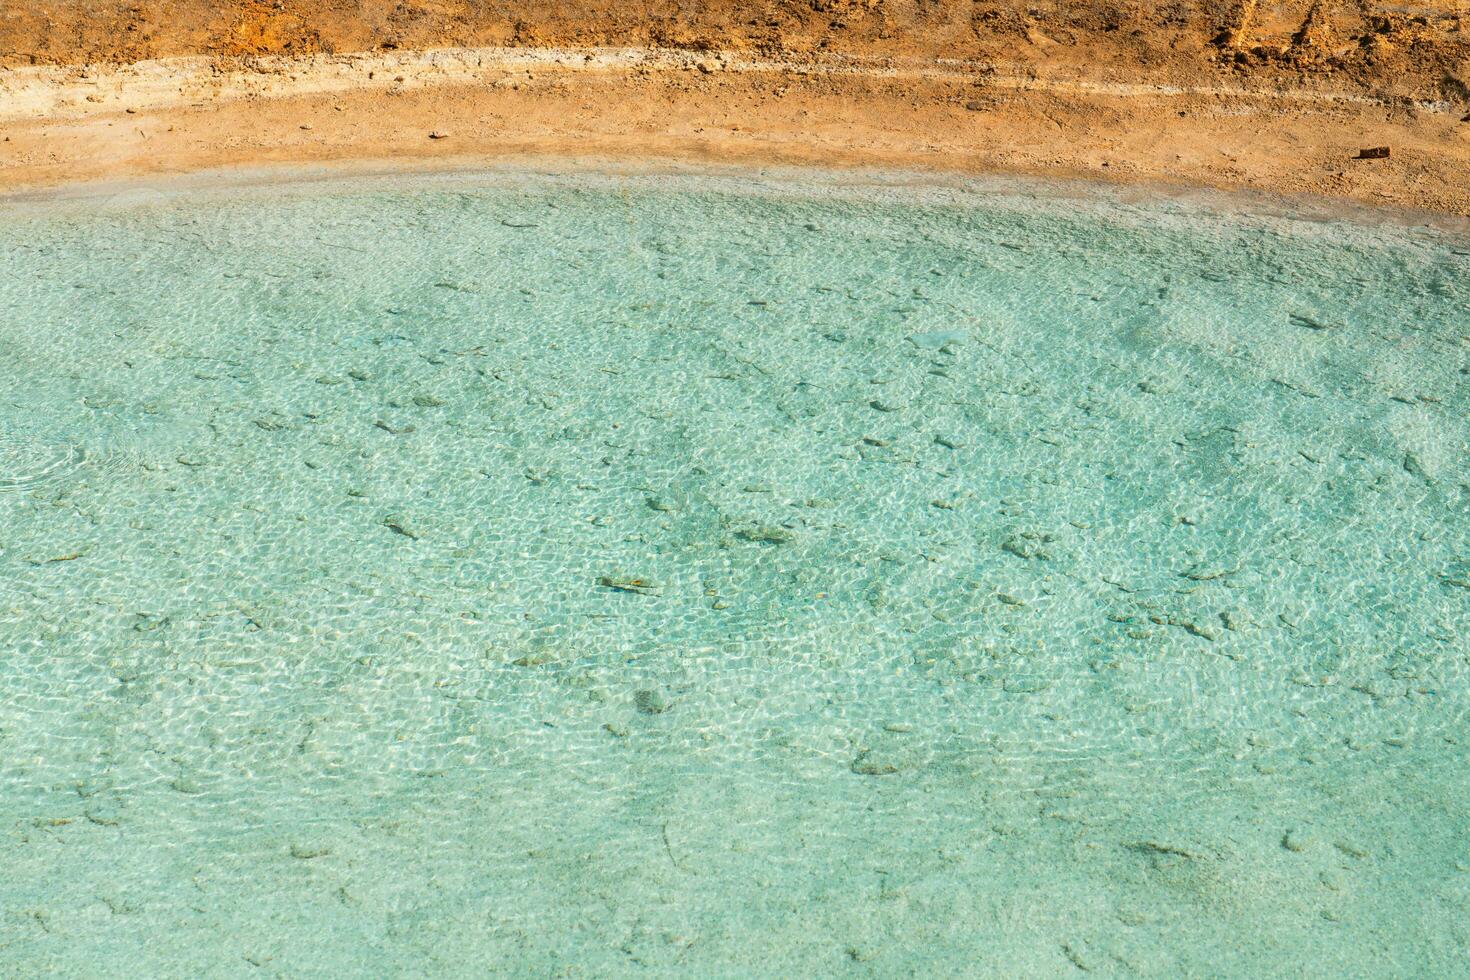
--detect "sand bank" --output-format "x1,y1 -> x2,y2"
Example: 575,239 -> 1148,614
2,44 -> 1468,214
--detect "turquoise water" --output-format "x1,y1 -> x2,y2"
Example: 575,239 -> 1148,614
1,169 -> 1467,976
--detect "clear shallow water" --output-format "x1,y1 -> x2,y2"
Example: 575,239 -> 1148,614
1,170 -> 1467,976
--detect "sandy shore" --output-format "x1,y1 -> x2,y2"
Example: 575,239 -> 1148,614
2,45 -> 1469,214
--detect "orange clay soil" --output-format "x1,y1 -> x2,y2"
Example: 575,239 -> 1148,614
1,2 -> 1468,213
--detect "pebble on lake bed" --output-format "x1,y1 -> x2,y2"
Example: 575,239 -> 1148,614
850,749 -> 902,776
849,732 -> 929,775
907,329 -> 969,350
598,575 -> 662,595
634,689 -> 668,715
735,525 -> 795,545
381,514 -> 420,539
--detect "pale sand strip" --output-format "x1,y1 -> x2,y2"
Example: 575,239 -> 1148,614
1,45 -> 1455,125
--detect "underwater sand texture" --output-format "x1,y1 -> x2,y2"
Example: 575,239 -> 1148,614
1,171 -> 1467,976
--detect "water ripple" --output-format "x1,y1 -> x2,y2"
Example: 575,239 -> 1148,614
0,434 -> 86,492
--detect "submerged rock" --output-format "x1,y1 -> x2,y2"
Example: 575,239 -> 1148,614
849,732 -> 929,775
381,514 -> 420,539
1001,532 -> 1057,561
735,525 -> 794,545
599,575 -> 662,596
1289,311 -> 1340,331
850,749 -> 902,776
1282,828 -> 1314,853
634,689 -> 668,715
907,329 -> 968,350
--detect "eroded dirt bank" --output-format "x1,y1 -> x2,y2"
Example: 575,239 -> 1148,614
5,1 -> 1468,101
1,3 -> 1468,211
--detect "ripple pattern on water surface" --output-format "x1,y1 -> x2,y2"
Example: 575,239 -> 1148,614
0,407 -> 188,494
0,173 -> 1467,977
0,433 -> 84,492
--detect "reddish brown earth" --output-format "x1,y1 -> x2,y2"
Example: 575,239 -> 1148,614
4,1 -> 1467,99
1,2 -> 1468,212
